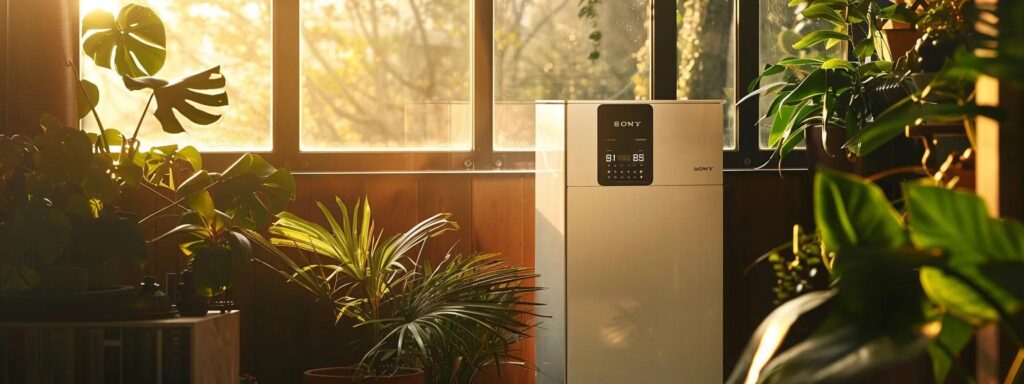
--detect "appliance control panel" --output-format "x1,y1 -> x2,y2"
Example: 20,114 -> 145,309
597,104 -> 653,186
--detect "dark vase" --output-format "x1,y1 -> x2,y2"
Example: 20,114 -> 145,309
176,270 -> 209,317
916,32 -> 961,73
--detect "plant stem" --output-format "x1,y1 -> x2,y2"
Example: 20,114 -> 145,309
131,93 -> 155,143
141,181 -> 189,212
66,59 -> 109,153
1005,348 -> 1024,384
138,196 -> 187,224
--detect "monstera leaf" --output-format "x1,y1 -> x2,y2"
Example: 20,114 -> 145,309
82,4 -> 166,77
123,66 -> 228,134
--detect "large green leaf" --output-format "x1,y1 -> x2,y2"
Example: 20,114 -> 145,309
758,325 -> 929,384
726,290 -> 837,384
908,184 -> 1024,323
81,4 -> 166,77
212,154 -> 295,229
190,242 -> 233,298
1,202 -> 71,266
802,4 -> 845,25
793,31 -> 850,50
926,315 -> 973,384
785,69 -> 829,104
123,66 -> 228,134
76,80 -> 100,119
846,100 -> 1004,156
814,170 -> 908,253
906,184 -> 1024,264
33,125 -> 92,185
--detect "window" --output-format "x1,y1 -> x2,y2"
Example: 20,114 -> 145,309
299,0 -> 471,151
493,0 -> 651,151
757,0 -> 834,150
79,0 -> 273,152
677,0 -> 736,150
79,1 -> 743,170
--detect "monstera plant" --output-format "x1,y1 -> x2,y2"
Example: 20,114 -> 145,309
0,3 -> 294,307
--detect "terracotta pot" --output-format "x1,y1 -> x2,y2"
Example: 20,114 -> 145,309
304,367 -> 424,384
876,29 -> 924,62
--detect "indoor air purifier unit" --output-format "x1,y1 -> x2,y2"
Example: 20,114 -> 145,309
534,100 -> 723,383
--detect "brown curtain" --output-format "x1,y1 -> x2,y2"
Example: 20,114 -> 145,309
4,0 -> 78,135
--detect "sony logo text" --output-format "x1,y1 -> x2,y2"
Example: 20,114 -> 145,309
693,166 -> 715,172
613,121 -> 643,128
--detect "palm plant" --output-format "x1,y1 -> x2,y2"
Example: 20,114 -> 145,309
245,197 -> 542,383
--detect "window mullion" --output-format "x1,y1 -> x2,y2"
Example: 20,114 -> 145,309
651,0 -> 678,100
274,0 -> 301,166
471,0 -> 494,170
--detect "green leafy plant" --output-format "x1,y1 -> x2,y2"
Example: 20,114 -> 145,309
0,3 -> 295,299
846,1 -> 1019,157
246,198 -> 542,383
729,169 -> 1024,384
742,0 -> 911,167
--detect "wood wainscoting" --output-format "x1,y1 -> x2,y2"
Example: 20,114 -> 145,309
123,172 -> 537,384
120,169 -> 815,383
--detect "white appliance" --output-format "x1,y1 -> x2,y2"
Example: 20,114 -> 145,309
534,100 -> 723,383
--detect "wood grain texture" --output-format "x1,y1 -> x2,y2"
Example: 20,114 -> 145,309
117,173 -> 537,383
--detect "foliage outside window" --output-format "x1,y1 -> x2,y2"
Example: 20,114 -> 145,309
80,0 -> 739,157
493,0 -> 651,151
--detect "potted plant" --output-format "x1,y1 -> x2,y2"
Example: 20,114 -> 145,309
244,198 -> 542,384
743,0 -> 993,169
0,3 -> 296,319
729,169 -> 1024,383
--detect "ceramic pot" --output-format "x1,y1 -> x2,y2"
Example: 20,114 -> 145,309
303,367 -> 424,384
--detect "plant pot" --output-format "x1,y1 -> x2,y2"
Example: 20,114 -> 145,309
176,270 -> 209,317
37,266 -> 89,294
304,367 -> 425,384
876,28 -> 924,62
806,124 -> 855,173
915,32 -> 960,72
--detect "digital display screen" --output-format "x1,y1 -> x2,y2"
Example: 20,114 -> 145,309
605,153 -> 645,162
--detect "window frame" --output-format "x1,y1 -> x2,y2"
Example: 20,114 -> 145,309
728,0 -> 807,170
148,0 -> 779,172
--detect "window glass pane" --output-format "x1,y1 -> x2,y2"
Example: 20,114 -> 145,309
677,0 -> 735,150
300,0 -> 471,151
758,0 -> 837,150
494,0 -> 651,151
80,0 -> 272,151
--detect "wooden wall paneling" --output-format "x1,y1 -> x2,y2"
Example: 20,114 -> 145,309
471,175 -> 532,384
722,172 -> 814,376
417,174 -> 475,264
364,176 -> 419,239
471,175 -> 525,263
248,175 -> 316,382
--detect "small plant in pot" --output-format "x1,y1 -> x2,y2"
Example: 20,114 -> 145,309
152,153 -> 295,316
244,198 -> 542,384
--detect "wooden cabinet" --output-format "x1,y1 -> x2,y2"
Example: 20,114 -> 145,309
0,312 -> 239,384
